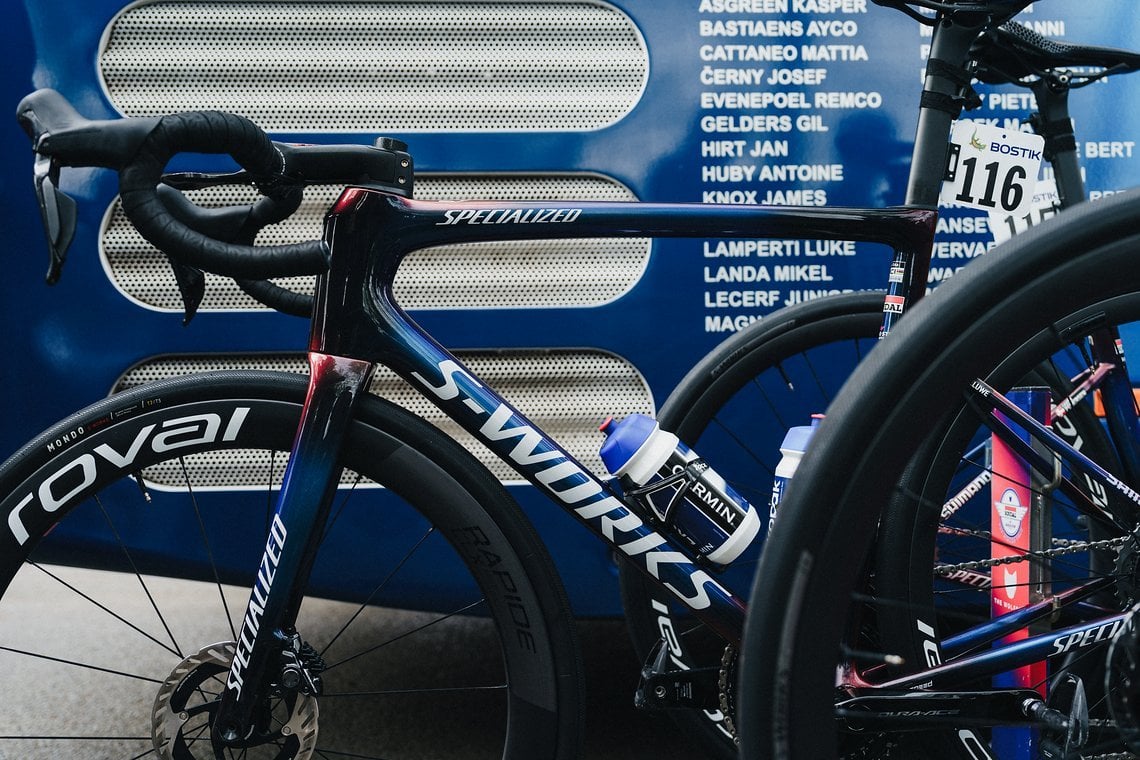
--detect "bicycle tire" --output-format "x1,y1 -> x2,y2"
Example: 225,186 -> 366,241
619,291 -> 885,757
0,370 -> 583,760
740,188 -> 1140,759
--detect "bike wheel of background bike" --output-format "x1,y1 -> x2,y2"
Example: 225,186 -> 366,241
740,188 -> 1140,759
618,291 -> 885,757
0,371 -> 582,760
871,359 -> 1123,757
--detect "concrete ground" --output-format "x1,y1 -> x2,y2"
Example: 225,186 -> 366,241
3,567 -> 702,759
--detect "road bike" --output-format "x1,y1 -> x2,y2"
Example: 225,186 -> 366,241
739,179 -> 1140,760
6,82 -> 936,757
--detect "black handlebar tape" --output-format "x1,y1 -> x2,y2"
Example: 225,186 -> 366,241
236,278 -> 315,318
117,110 -> 329,279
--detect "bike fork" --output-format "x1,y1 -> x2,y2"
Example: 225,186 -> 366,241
211,351 -> 375,746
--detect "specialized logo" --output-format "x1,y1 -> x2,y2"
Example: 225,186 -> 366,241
227,513 -> 288,696
995,488 -> 1028,539
411,359 -> 727,609
436,208 -> 582,226
1050,617 -> 1126,656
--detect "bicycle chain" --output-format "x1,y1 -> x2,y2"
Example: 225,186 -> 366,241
934,533 -> 1140,758
932,535 -> 1128,576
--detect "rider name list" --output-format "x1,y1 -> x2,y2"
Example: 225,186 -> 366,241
696,0 -> 872,333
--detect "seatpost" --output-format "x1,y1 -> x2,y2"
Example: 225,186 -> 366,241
880,12 -> 989,338
1029,73 -> 1086,207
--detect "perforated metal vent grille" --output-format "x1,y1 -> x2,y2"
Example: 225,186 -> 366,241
101,175 -> 649,311
99,1 -> 648,131
114,351 -> 654,484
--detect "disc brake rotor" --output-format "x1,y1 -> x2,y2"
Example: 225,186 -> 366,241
151,641 -> 318,760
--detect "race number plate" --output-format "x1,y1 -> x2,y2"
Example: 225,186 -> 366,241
940,120 -> 1044,217
988,178 -> 1061,245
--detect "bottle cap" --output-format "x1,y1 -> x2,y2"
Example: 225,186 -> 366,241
599,413 -> 659,475
780,414 -> 822,454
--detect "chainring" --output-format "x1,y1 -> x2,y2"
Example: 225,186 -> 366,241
718,644 -> 738,743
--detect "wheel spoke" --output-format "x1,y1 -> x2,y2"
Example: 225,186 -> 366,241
322,597 -> 489,672
94,491 -> 185,658
318,526 -> 436,660
179,456 -> 239,643
0,644 -> 164,684
25,562 -> 182,658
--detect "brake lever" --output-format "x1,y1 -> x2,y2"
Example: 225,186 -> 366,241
32,153 -> 78,285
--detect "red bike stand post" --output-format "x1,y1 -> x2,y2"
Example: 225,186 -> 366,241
990,386 -> 1052,758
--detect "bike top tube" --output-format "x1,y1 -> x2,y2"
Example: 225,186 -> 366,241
311,190 -> 936,359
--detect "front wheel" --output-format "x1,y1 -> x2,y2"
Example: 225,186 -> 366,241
0,371 -> 582,759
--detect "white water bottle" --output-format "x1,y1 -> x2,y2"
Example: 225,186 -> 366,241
598,414 -> 761,565
769,414 -> 822,535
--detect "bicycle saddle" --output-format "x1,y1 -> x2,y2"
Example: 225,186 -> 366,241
974,21 -> 1140,86
872,0 -> 1033,25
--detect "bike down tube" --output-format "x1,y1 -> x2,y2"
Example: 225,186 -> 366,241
940,578 -> 1116,659
969,378 -> 1140,525
872,610 -> 1130,692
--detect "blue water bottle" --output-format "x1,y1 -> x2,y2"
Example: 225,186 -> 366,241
768,414 -> 822,535
598,414 -> 761,565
